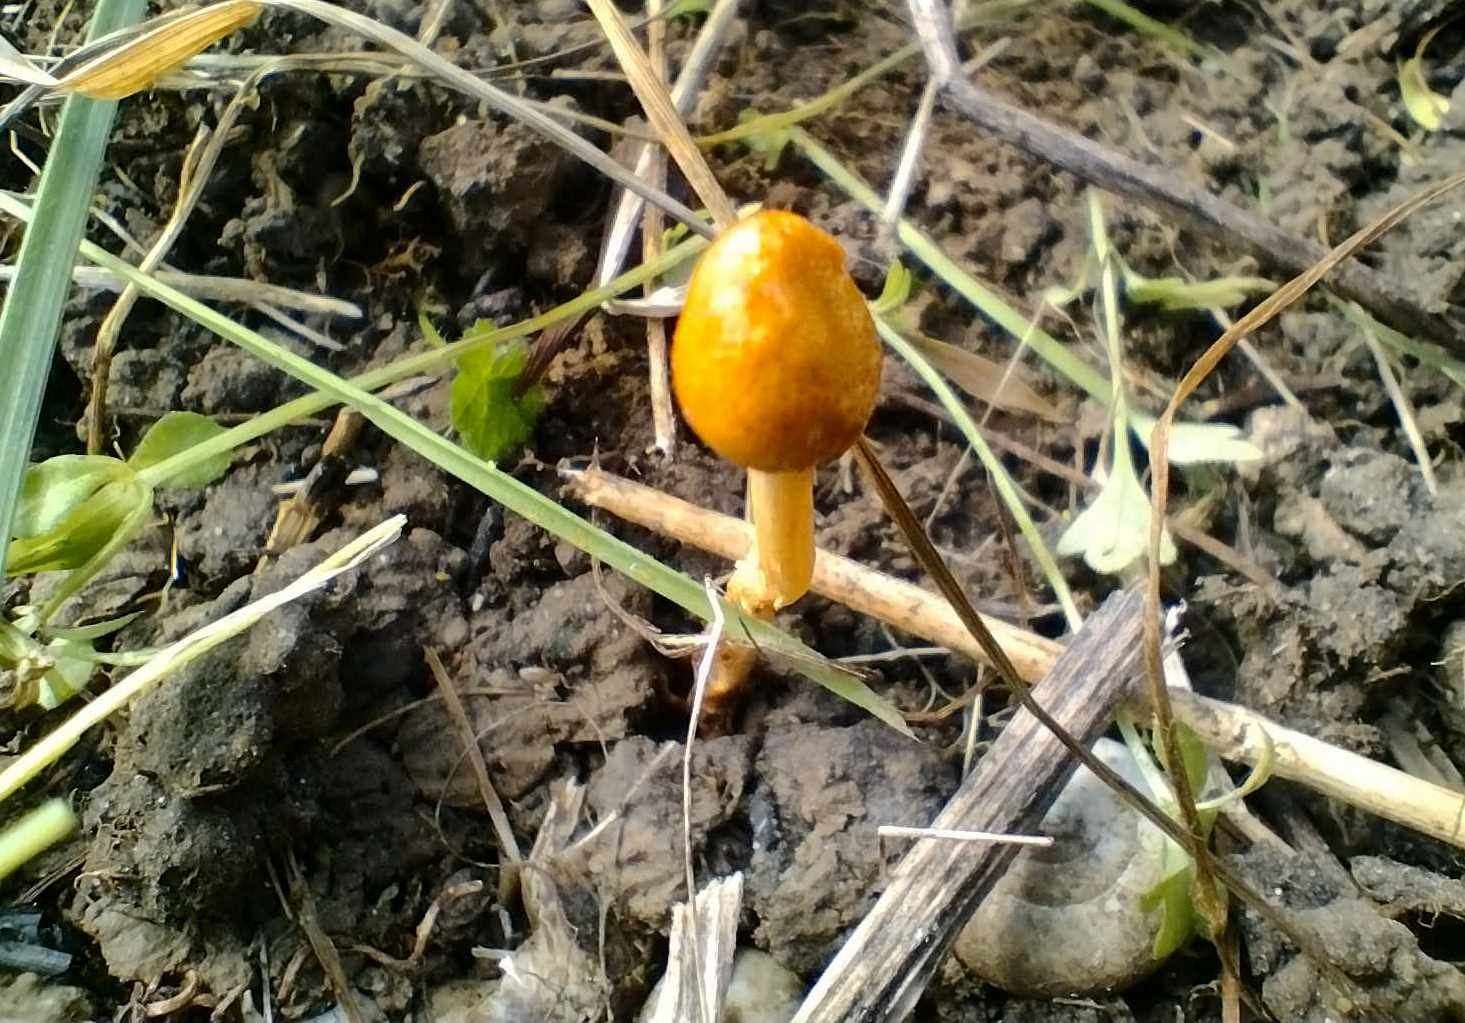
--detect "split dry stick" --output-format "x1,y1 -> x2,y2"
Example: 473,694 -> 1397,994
563,465 -> 1465,851
904,0 -> 1463,349
641,0 -> 675,455
792,588 -> 1145,1021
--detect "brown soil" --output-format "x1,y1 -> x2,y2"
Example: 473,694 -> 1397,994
5,0 -> 1465,1020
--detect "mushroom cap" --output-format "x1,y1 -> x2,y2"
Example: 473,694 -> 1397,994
671,210 -> 882,472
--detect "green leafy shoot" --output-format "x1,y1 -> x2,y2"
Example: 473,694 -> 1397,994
1123,268 -> 1275,312
1399,27 -> 1451,133
126,411 -> 231,487
1057,194 -> 1178,575
0,619 -> 93,710
7,411 -> 228,625
870,259 -> 915,318
450,335 -> 545,463
7,471 -> 149,576
11,455 -> 130,538
1056,433 -> 1177,573
1140,720 -> 1219,959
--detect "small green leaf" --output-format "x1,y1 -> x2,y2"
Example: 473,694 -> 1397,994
127,411 -> 231,488
1125,271 -> 1274,312
1399,28 -> 1450,132
735,109 -> 792,170
12,455 -> 131,538
872,261 -> 915,317
450,340 -> 545,463
0,619 -> 94,711
7,476 -> 152,575
46,610 -> 144,643
1056,440 -> 1176,575
1142,844 -> 1198,960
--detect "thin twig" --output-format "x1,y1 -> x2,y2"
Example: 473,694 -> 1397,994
1357,305 -> 1438,497
85,68 -> 266,451
642,0 -> 675,455
585,0 -> 737,229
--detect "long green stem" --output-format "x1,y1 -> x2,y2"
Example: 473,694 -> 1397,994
0,0 -> 146,579
791,127 -> 1115,404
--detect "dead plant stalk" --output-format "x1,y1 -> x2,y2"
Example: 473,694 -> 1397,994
563,464 -> 1465,852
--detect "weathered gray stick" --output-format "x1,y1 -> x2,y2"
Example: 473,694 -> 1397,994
907,0 -> 1464,350
790,587 -> 1145,1022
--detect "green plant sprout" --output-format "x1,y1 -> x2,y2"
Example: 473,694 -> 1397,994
6,412 -> 231,627
426,313 -> 546,464
1399,26 -> 1451,133
0,799 -> 77,884
1054,193 -> 1178,574
0,0 -> 145,582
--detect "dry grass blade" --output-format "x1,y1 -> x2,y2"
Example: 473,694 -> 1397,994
57,0 -> 262,99
585,0 -> 738,230
424,648 -> 522,905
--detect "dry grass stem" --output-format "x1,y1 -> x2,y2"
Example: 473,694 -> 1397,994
563,464 -> 1062,681
1358,309 -> 1438,496
425,648 -> 523,904
566,463 -> 1465,850
585,0 -> 737,229
642,0 -> 676,455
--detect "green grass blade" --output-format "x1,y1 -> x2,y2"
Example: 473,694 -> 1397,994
6,198 -> 908,734
0,0 -> 147,580
876,317 -> 1082,630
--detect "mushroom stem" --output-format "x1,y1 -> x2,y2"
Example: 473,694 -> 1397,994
730,468 -> 815,612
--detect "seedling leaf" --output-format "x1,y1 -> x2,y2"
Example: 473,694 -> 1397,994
871,261 -> 914,317
127,411 -> 232,488
1124,270 -> 1274,312
1143,845 -> 1198,960
451,339 -> 545,462
1057,441 -> 1177,574
1399,29 -> 1451,133
6,476 -> 151,575
12,455 -> 131,538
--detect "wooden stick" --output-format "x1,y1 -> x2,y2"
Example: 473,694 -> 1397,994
563,464 -> 1063,682
905,0 -> 1463,350
791,588 -> 1145,1021
563,464 -> 1465,851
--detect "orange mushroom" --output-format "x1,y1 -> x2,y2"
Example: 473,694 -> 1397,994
671,210 -> 882,615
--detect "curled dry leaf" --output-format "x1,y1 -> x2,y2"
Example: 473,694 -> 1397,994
58,1 -> 262,100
